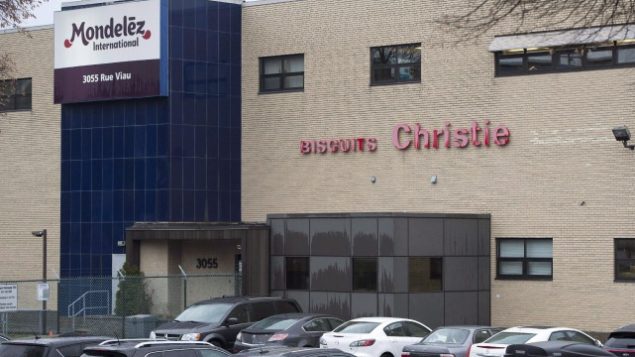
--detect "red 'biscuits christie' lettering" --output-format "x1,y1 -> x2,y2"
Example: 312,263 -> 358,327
392,121 -> 510,150
301,138 -> 378,154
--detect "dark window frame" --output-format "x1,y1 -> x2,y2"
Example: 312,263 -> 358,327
408,256 -> 443,293
496,238 -> 553,280
259,54 -> 304,93
285,256 -> 309,290
352,257 -> 378,292
615,238 -> 635,282
0,77 -> 32,112
370,43 -> 422,86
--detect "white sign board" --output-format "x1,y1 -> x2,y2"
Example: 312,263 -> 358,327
54,0 -> 162,69
36,283 -> 50,302
0,284 -> 18,312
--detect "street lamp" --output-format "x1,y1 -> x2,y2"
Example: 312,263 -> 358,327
31,229 -> 47,335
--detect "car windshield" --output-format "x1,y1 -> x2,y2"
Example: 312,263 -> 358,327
0,344 -> 46,357
249,316 -> 300,331
421,328 -> 470,345
333,321 -> 380,334
606,332 -> 635,349
484,332 -> 536,344
175,303 -> 233,324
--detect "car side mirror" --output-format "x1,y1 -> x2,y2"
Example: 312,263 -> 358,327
225,317 -> 239,326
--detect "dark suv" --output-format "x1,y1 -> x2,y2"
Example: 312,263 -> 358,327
0,336 -> 110,357
151,296 -> 302,350
81,339 -> 230,357
605,324 -> 635,357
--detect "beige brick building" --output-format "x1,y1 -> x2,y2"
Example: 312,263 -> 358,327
242,0 -> 635,332
0,26 -> 60,308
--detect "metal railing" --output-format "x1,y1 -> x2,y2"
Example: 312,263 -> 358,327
67,290 -> 110,331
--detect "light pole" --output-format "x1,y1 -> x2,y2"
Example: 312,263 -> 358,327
31,229 -> 47,335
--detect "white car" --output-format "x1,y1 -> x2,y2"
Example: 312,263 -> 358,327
468,326 -> 602,357
319,317 -> 432,357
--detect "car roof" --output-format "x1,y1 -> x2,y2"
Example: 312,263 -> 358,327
260,313 -> 340,319
85,340 -> 224,352
435,326 -> 499,330
4,336 -> 110,347
502,326 -> 577,333
192,296 -> 294,306
346,317 -> 418,324
236,346 -> 349,356
612,324 -> 635,333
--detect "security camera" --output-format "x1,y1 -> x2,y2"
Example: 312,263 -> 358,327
31,230 -> 45,237
612,126 -> 634,150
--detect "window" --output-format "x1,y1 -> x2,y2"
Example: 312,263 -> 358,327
274,300 -> 300,313
303,318 -> 331,332
251,302 -> 272,322
615,238 -> 635,281
352,257 -> 377,291
408,257 -> 442,292
371,43 -> 421,85
260,54 -> 304,92
286,257 -> 309,289
0,78 -> 32,111
403,321 -> 431,337
326,318 -> 344,330
197,350 -> 229,357
474,329 -> 494,343
497,238 -> 553,279
495,42 -> 635,76
384,322 -> 407,337
226,304 -> 249,324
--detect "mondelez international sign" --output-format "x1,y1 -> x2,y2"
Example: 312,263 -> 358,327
54,0 -> 168,104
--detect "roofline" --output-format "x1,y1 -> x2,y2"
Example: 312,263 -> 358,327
244,0 -> 305,7
62,0 -> 243,10
0,25 -> 53,35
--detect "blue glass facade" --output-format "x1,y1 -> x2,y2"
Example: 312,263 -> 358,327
60,0 -> 241,292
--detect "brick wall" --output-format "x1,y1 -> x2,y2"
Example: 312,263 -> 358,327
241,0 -> 635,332
0,27 -> 60,308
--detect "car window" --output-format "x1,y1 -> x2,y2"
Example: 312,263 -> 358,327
485,332 -> 536,344
565,331 -> 595,344
57,343 -> 86,357
304,318 -> 331,332
384,322 -> 407,337
404,322 -> 431,337
549,331 -> 569,341
251,302 -> 275,322
327,318 -> 344,330
275,301 -> 301,314
333,321 -> 380,334
0,344 -> 46,357
176,303 -> 233,324
252,315 -> 301,330
605,332 -> 635,348
423,328 -> 469,344
197,349 -> 229,357
473,329 -> 493,343
227,304 -> 249,324
163,349 -> 199,357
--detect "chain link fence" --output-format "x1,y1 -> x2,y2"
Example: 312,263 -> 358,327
0,273 -> 241,339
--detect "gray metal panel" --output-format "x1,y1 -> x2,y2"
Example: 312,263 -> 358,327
444,292 -> 478,325
271,219 -> 284,255
379,218 -> 408,256
478,219 -> 490,256
243,229 -> 270,296
287,290 -> 310,313
310,292 -> 351,320
310,218 -> 351,256
351,293 -> 378,317
478,291 -> 491,325
378,257 -> 408,293
310,257 -> 351,292
378,294 -> 409,318
409,293 -> 444,329
285,219 -> 310,255
444,257 -> 479,291
444,219 -> 479,256
409,218 -> 444,256
478,257 -> 490,290
352,218 -> 378,256
271,290 -> 285,297
270,256 -> 285,291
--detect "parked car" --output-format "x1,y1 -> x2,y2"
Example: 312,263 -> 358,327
320,317 -> 432,357
235,346 -> 356,357
469,326 -> 601,357
81,339 -> 230,357
604,323 -> 635,357
403,326 -> 504,357
505,341 -> 614,357
150,296 -> 302,350
234,313 -> 344,352
0,336 -> 110,357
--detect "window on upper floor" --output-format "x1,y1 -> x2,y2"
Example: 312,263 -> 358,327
370,43 -> 421,85
0,78 -> 32,112
615,238 -> 635,281
497,238 -> 553,280
260,54 -> 304,93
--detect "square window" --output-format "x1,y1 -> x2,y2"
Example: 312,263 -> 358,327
497,238 -> 553,280
371,44 -> 421,85
260,54 -> 304,93
0,78 -> 31,112
615,238 -> 635,281
408,257 -> 442,292
286,257 -> 309,290
353,258 -> 377,291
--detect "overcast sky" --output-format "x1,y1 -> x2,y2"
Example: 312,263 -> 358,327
24,0 -> 256,27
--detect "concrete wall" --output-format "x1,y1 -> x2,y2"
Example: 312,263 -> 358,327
241,0 -> 635,332
0,27 -> 60,309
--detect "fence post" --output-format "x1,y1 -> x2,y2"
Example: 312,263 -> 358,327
178,265 -> 187,310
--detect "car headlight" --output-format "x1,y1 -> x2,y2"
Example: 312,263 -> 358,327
149,331 -> 156,339
181,333 -> 202,341
236,332 -> 242,342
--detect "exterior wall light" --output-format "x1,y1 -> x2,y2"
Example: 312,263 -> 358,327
612,126 -> 634,150
431,175 -> 438,184
370,176 -> 377,184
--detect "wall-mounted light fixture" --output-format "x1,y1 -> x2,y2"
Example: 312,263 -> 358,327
370,176 -> 377,184
431,175 -> 438,184
613,126 -> 634,150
